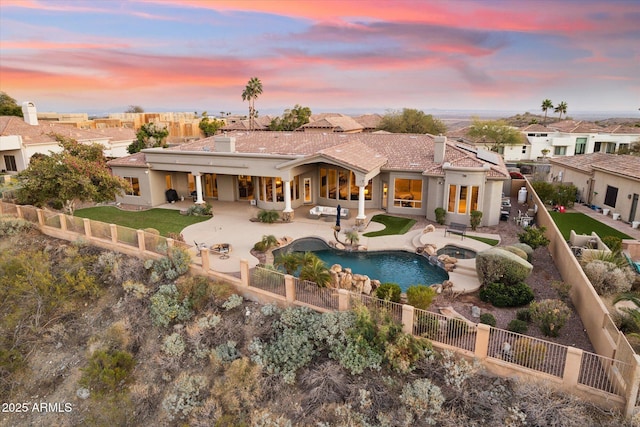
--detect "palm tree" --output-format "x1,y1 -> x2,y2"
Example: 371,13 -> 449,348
299,256 -> 331,287
554,101 -> 568,120
541,99 -> 553,125
274,251 -> 303,275
242,77 -> 263,131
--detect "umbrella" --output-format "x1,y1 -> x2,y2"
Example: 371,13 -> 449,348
336,204 -> 341,228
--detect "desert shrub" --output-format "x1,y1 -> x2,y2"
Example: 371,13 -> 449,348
149,284 -> 193,327
176,275 -> 213,312
384,329 -> 429,374
210,357 -> 262,420
479,282 -> 534,307
516,308 -> 531,322
512,337 -> 547,369
253,234 -> 279,252
584,260 -> 634,295
517,226 -> 549,249
105,319 -> 132,351
222,293 -> 243,310
185,203 -> 212,216
434,207 -> 446,225
601,235 -> 622,254
260,303 -> 281,317
554,183 -> 578,207
475,248 -> 533,286
166,231 -> 185,242
80,349 -> 136,395
529,299 -> 571,337
400,378 -> 444,424
196,312 -> 222,330
551,280 -> 572,300
0,216 -> 32,237
163,332 -> 186,358
507,319 -> 529,334
214,340 -> 240,362
375,282 -> 402,303
145,246 -> 192,283
441,350 -> 480,392
510,242 -> 534,261
479,313 -> 496,327
501,245 -> 528,261
531,181 -> 555,205
406,285 -> 436,310
470,210 -> 482,231
122,280 -> 149,299
162,373 -> 207,420
249,327 -> 315,384
257,209 -> 280,223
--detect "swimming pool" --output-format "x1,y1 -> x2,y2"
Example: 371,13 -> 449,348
436,245 -> 477,259
274,237 -> 449,291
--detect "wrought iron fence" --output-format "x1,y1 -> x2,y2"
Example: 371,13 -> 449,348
580,350 -> 630,397
294,279 -> 339,310
250,267 -> 286,296
413,308 -> 477,352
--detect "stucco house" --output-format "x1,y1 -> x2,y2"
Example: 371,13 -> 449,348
108,132 -> 510,226
549,152 -> 640,225
0,103 -> 136,173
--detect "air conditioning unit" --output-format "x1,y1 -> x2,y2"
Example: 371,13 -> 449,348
250,199 -> 257,206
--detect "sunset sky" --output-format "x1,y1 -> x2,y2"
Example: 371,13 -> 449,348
1,0 -> 639,116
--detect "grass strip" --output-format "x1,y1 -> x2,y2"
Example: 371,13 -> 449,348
549,211 -> 631,241
363,214 -> 416,237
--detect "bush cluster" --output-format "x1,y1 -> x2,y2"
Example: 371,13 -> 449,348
475,248 -> 533,287
400,378 -> 444,424
162,373 -> 207,420
517,226 -> 549,250
583,260 -> 634,295
406,285 -> 436,310
163,332 -> 186,358
222,293 -> 244,310
253,235 -> 279,252
479,282 -> 534,307
375,282 -> 402,303
0,215 -> 33,237
512,337 -> 547,369
80,349 -> 136,395
149,284 -> 193,327
507,319 -> 528,334
529,299 -> 571,337
185,203 -> 212,216
145,247 -> 191,283
479,313 -> 496,327
257,209 -> 280,223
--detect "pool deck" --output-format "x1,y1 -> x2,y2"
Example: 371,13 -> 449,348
163,201 -> 495,293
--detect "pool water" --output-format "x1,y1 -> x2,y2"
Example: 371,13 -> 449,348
436,245 -> 477,259
300,249 -> 449,291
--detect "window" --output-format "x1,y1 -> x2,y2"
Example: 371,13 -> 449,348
618,143 -> 629,153
319,166 -> 371,200
124,177 -> 140,196
393,178 -> 422,208
3,155 -> 17,172
575,137 -> 587,155
554,146 -> 567,156
521,146 -> 527,154
605,143 -> 615,154
594,141 -> 602,152
604,185 -> 618,208
447,184 -> 479,214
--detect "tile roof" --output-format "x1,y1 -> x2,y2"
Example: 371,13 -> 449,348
599,124 -> 640,135
548,152 -> 640,179
301,116 -> 364,132
548,120 -> 603,133
124,131 -> 509,179
108,152 -> 148,167
352,114 -> 383,130
520,124 -> 552,132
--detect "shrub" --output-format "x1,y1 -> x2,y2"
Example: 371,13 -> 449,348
122,280 -> 149,299
162,373 -> 207,420
441,350 -> 479,392
513,337 -> 547,369
479,282 -> 534,307
249,328 -> 315,384
375,282 -> 402,303
501,246 -> 528,261
145,246 -> 192,283
516,308 -> 531,322
222,293 -> 243,310
406,285 -> 436,310
400,378 -> 444,423
214,340 -> 240,362
470,210 -> 482,231
80,350 -> 135,395
510,243 -> 534,261
163,332 -> 186,358
479,313 -> 496,327
434,207 -> 446,225
584,260 -> 634,295
176,275 -> 213,313
0,216 -> 32,237
551,280 -> 572,300
517,226 -> 549,250
253,234 -> 279,252
150,284 -> 193,327
601,235 -> 622,254
507,319 -> 529,334
185,203 -> 212,216
475,248 -> 533,286
257,209 -> 280,223
531,181 -> 555,205
529,299 -> 571,337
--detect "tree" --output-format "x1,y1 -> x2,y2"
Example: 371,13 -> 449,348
199,112 -> 224,137
467,118 -> 524,152
127,122 -> 169,154
0,91 -> 23,117
617,138 -> 640,156
16,136 -> 131,215
554,101 -> 568,120
125,105 -> 144,113
242,77 -> 263,131
377,108 -> 446,134
540,99 -> 553,125
269,104 -> 312,131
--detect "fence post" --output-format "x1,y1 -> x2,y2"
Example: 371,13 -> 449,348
401,304 -> 415,335
36,209 -> 45,226
110,224 -> 118,244
239,259 -> 250,287
562,347 -> 583,390
137,230 -> 146,252
474,324 -> 491,358
83,218 -> 92,238
59,214 -> 67,231
338,289 -> 351,311
166,237 -> 174,249
625,354 -> 640,418
15,205 -> 23,219
200,247 -> 210,271
0,201 -> 3,215
285,275 -> 296,303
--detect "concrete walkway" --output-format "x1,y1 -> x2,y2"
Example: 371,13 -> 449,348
163,200 -> 493,292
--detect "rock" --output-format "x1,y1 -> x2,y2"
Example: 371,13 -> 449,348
362,277 -> 372,295
445,263 -> 456,271
425,246 -> 436,256
353,273 -> 366,281
422,224 -> 436,234
335,242 -> 346,250
471,306 -> 481,318
76,388 -> 90,399
433,284 -> 443,294
344,268 -> 352,275
330,264 -> 342,273
357,245 -> 368,251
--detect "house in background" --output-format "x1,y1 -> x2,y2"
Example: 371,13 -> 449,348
549,152 -> 640,225
0,102 -> 136,173
108,132 -> 510,227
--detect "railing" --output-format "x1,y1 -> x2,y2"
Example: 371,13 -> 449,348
250,267 -> 287,296
580,351 -> 630,397
294,278 -> 339,310
413,308 -> 476,353
350,293 -> 403,323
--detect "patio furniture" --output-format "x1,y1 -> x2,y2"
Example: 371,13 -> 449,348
445,222 -> 467,239
309,205 -> 350,219
211,243 -> 231,259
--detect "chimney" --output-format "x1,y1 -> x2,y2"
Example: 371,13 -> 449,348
434,135 -> 446,164
22,101 -> 38,125
214,136 -> 236,153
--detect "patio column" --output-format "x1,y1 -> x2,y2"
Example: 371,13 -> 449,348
283,180 -> 293,221
356,185 -> 366,223
194,173 -> 205,204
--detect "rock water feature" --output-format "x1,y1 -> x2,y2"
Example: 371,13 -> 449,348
327,264 -> 381,295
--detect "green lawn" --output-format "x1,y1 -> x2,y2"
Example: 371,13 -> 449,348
467,235 -> 499,246
549,211 -> 632,241
363,214 -> 416,237
74,206 -> 210,236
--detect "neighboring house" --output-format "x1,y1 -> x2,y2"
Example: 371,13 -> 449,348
0,103 -> 135,173
549,153 -> 640,224
221,115 -> 273,132
108,132 -> 510,226
300,115 -> 365,133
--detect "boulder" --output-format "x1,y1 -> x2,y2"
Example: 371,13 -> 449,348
330,264 -> 342,273
362,278 -> 372,295
425,246 -> 436,256
357,245 -> 368,251
445,263 -> 456,272
335,242 -> 346,250
422,224 -> 436,234
471,306 -> 481,318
